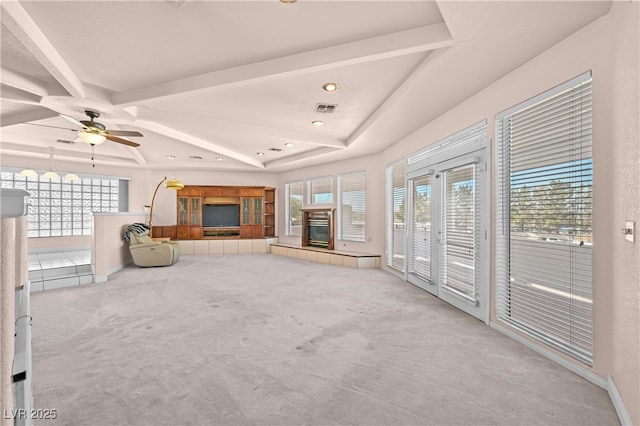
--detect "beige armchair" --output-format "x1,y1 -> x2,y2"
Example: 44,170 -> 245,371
125,225 -> 180,267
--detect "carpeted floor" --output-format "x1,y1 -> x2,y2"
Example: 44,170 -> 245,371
30,254 -> 619,425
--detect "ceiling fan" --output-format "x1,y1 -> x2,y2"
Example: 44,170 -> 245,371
60,110 -> 143,147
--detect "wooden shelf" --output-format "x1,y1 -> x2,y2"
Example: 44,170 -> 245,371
176,185 -> 275,240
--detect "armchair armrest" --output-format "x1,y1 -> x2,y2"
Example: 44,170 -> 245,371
129,241 -> 178,267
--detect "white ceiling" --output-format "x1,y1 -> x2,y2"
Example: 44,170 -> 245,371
0,0 -> 611,173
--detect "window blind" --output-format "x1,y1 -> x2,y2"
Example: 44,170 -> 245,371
495,72 -> 593,364
386,160 -> 406,271
285,180 -> 303,236
442,165 -> 477,301
307,176 -> 333,205
337,171 -> 366,242
409,175 -> 432,282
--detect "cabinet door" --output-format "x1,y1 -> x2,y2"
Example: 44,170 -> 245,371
189,226 -> 202,240
241,197 -> 252,225
177,226 -> 190,240
190,197 -> 201,226
253,197 -> 263,225
178,197 -> 189,225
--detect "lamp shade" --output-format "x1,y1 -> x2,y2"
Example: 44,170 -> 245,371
79,131 -> 107,146
64,173 -> 79,182
20,169 -> 38,178
165,179 -> 184,190
42,171 -> 59,179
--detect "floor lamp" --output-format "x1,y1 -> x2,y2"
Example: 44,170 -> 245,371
149,176 -> 184,238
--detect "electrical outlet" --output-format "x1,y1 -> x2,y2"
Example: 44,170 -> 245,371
622,221 -> 635,243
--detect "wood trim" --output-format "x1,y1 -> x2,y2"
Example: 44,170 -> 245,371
301,208 -> 335,250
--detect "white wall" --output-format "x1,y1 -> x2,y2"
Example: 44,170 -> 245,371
376,3 -> 638,423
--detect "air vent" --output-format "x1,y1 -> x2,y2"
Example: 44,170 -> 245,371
56,139 -> 76,145
165,0 -> 187,9
315,104 -> 337,113
188,155 -> 203,160
268,148 -> 282,152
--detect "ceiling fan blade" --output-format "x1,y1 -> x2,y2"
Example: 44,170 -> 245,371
106,130 -> 143,137
24,122 -> 77,132
59,113 -> 86,129
106,134 -> 140,147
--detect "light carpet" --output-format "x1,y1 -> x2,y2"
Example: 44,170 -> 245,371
30,254 -> 618,425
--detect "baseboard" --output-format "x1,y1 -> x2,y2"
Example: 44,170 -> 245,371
608,375 -> 633,426
94,260 -> 133,283
490,321 -> 607,389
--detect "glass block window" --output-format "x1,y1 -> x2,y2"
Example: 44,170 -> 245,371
1,171 -> 125,237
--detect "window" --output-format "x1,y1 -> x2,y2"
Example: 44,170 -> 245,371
495,72 -> 593,364
307,176 -> 333,205
337,170 -> 365,242
0,170 -> 127,238
285,180 -> 303,236
386,160 -> 406,271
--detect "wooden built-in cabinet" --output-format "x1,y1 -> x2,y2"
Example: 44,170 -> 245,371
177,187 -> 202,240
172,185 -> 275,240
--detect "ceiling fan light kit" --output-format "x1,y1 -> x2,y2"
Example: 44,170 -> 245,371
79,130 -> 107,146
60,110 -> 142,148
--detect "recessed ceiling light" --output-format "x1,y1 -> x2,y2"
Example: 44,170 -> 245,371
188,155 -> 203,160
166,154 -> 176,160
284,142 -> 294,147
215,156 -> 224,161
257,152 -> 265,156
322,82 -> 338,92
312,120 -> 324,126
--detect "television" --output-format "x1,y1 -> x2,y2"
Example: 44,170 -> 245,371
203,204 -> 240,227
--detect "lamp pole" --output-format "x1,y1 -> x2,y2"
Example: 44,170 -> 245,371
148,176 -> 168,238
148,176 -> 184,238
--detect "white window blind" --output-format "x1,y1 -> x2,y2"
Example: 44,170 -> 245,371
386,160 -> 406,271
337,171 -> 366,242
442,164 -> 476,300
307,176 -> 333,205
496,72 -> 593,364
409,175 -> 432,282
285,180 -> 303,236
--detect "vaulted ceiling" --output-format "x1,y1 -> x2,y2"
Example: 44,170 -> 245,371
0,1 -> 611,173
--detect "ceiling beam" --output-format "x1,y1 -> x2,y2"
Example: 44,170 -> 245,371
0,107 -> 58,128
133,120 -> 266,169
0,66 -> 48,97
264,147 -> 342,169
0,142 -> 141,167
120,145 -> 147,167
113,23 -> 454,106
345,48 -> 449,148
1,84 -> 43,105
135,106 -> 347,149
1,0 -> 85,98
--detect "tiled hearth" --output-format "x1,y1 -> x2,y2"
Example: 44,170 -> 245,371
270,243 -> 381,269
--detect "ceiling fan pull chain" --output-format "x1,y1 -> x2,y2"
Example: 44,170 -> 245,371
91,145 -> 96,167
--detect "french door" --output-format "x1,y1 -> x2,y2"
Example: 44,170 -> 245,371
406,143 -> 489,322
